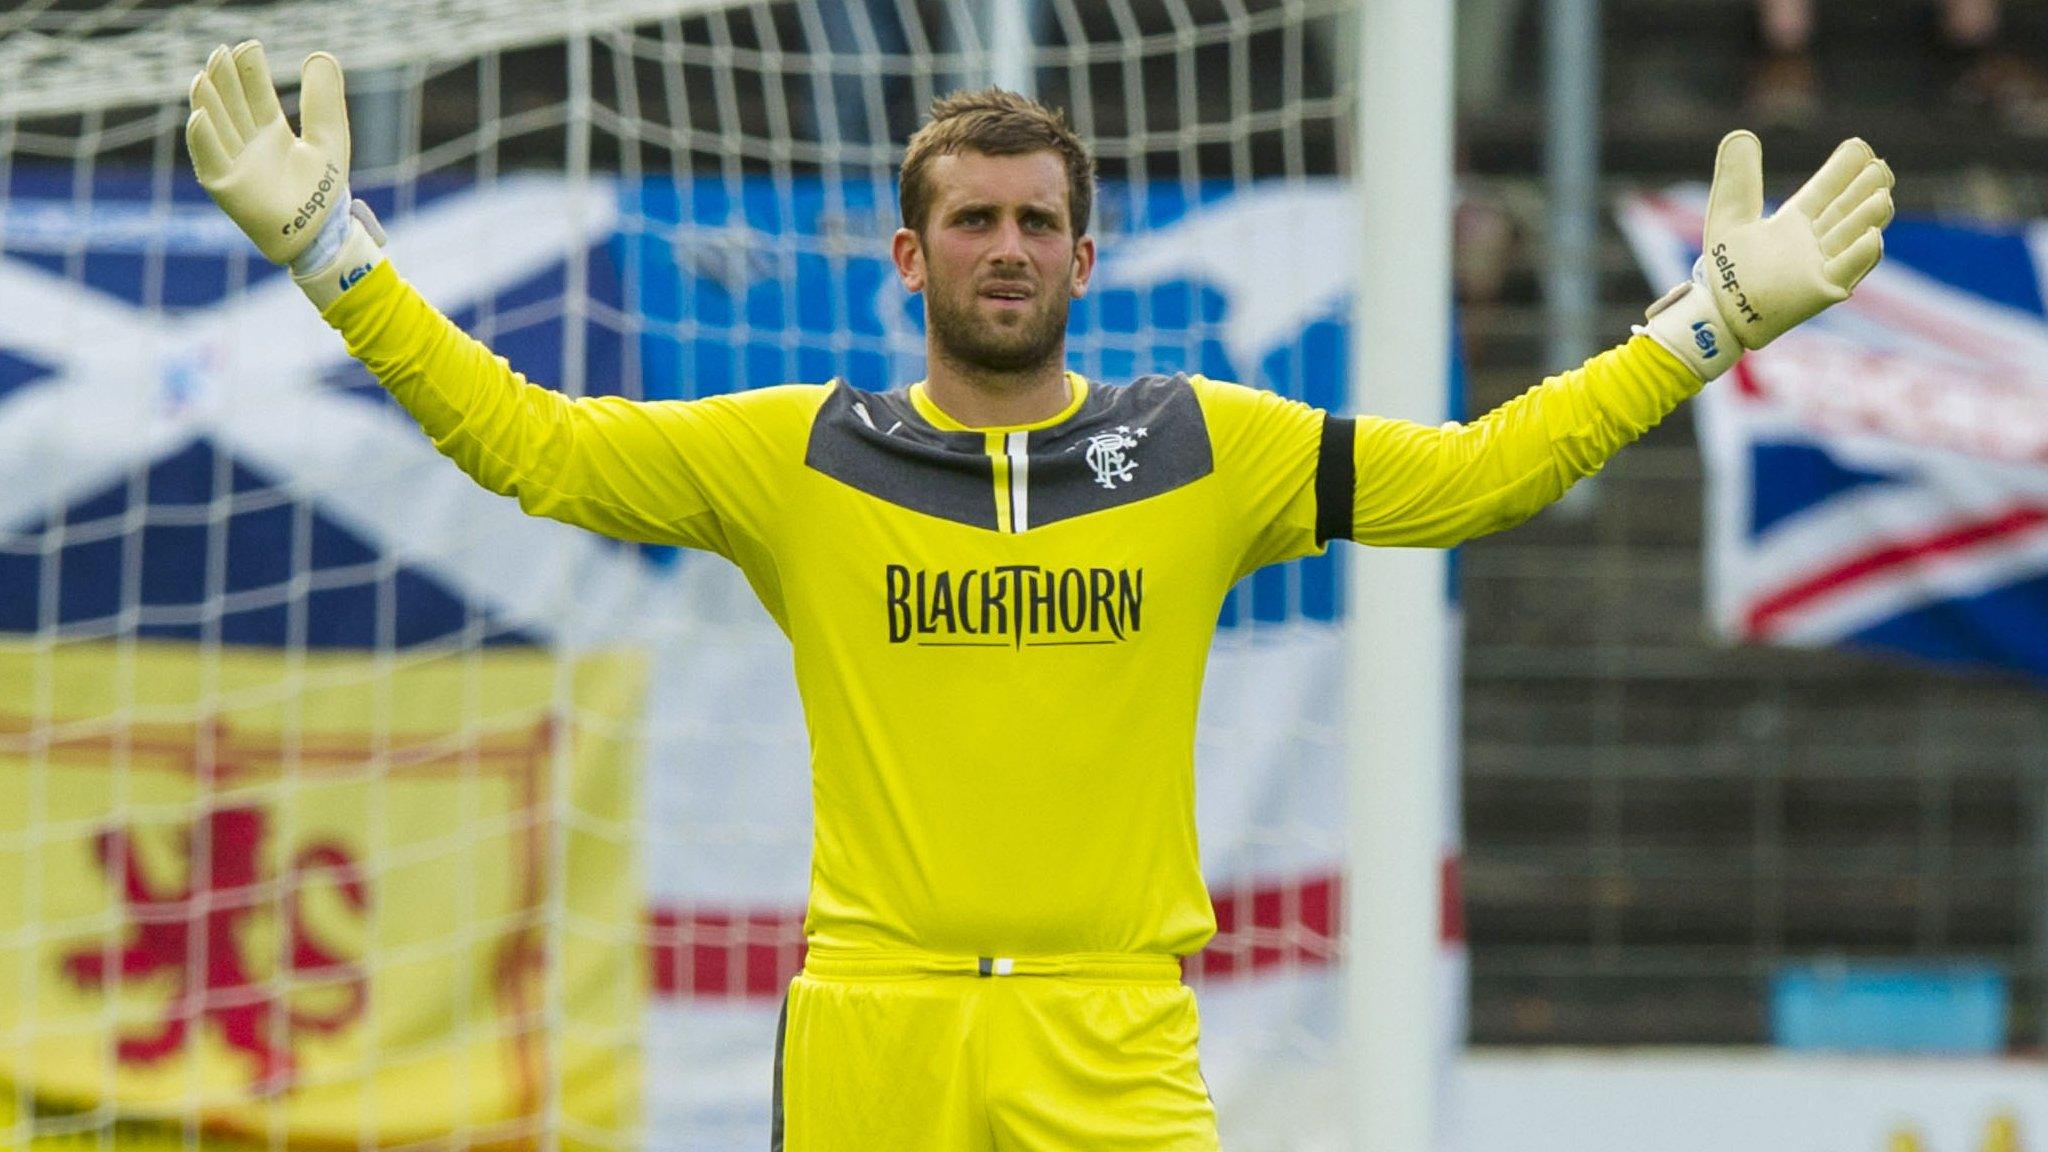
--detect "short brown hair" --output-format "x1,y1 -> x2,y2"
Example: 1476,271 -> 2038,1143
899,88 -> 1097,238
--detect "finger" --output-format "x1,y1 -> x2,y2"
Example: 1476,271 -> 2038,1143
1813,158 -> 1893,235
1820,190 -> 1893,259
231,40 -> 286,130
186,109 -> 231,184
1784,136 -> 1876,221
1823,228 -> 1885,291
188,64 -> 244,155
299,52 -> 350,169
205,41 -> 257,143
1705,130 -> 1765,241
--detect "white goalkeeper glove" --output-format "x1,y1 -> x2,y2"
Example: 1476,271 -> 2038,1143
186,40 -> 386,309
1640,130 -> 1894,381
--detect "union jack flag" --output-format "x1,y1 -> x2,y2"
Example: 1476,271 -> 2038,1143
1620,191 -> 2048,681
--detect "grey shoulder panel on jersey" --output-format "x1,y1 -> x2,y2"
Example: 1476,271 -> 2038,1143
803,383 -> 998,530
1025,373 -> 1212,528
801,376 -> 1213,532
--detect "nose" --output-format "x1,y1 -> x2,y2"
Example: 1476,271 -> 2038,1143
987,218 -> 1028,266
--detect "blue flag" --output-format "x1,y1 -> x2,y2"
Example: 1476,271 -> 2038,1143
1622,190 -> 2048,682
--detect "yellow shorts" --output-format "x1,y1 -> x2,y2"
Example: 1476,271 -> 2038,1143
772,949 -> 1220,1152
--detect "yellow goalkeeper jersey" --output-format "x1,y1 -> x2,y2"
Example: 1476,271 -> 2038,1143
325,263 -> 1700,960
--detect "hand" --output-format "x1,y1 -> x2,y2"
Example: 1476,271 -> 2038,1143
1642,131 -> 1894,381
1703,130 -> 1892,348
186,40 -> 351,270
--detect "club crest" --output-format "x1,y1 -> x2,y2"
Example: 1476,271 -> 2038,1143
1081,424 -> 1146,489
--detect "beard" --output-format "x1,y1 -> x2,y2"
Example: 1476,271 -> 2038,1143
924,268 -> 1073,374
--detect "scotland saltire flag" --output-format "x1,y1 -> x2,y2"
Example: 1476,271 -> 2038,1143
1620,191 -> 2048,681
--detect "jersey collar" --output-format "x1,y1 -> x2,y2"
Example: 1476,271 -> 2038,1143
908,372 -> 1090,434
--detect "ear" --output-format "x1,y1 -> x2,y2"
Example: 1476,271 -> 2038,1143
1069,234 -> 1096,299
892,228 -> 926,294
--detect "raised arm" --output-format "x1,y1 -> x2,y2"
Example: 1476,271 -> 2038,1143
185,40 -> 816,556
1214,130 -> 1894,568
1350,130 -> 1894,546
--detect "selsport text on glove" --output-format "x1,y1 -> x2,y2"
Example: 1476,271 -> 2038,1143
1640,130 -> 1894,382
187,40 -> 386,309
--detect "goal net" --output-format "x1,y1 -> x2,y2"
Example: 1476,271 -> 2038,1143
0,0 -> 1380,1147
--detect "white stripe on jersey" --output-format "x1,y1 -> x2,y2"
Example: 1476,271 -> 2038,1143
1007,431 -> 1030,532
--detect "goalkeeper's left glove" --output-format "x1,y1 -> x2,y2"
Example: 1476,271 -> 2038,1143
186,40 -> 386,309
1641,130 -> 1894,382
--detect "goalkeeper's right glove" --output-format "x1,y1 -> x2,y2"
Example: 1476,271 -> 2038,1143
186,40 -> 386,309
1640,130 -> 1894,382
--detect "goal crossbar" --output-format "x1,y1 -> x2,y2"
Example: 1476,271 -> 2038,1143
0,0 -> 742,120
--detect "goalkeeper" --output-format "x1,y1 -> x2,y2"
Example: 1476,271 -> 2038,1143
188,41 -> 1891,1152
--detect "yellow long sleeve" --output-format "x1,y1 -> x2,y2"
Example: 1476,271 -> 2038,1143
1349,335 -> 1701,546
319,262 -> 824,558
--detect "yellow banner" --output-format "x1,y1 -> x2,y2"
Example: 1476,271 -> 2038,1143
0,639 -> 646,1149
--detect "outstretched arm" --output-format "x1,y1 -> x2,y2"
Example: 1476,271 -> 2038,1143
186,41 -> 811,555
1220,131 -> 1894,567
1351,130 -> 1894,547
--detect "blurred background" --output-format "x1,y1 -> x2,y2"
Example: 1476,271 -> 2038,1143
1,0 -> 2045,1149
1453,0 -> 2048,1050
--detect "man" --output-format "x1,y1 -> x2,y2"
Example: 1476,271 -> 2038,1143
187,40 -> 1891,1151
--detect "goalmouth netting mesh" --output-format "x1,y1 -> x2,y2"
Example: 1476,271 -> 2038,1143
0,1 -> 1376,1148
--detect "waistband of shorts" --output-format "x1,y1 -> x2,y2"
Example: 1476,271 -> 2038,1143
799,946 -> 1184,984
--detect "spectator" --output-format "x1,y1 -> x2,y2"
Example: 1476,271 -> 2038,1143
1751,0 -> 2048,130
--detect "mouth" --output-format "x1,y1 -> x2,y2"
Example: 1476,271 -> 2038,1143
979,284 -> 1035,305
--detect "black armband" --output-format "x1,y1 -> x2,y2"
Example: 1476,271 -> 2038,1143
1314,414 -> 1355,546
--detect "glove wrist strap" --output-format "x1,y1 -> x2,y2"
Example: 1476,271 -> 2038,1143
1637,269 -> 1740,382
287,191 -> 355,278
292,208 -> 387,311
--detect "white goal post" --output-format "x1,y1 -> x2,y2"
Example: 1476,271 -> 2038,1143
1351,3 -> 1457,1151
